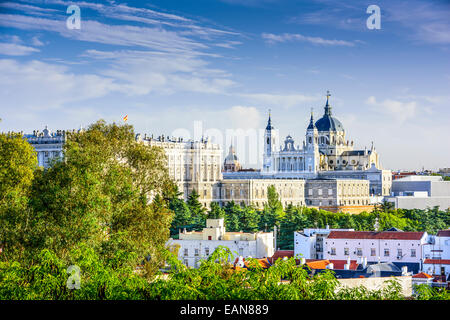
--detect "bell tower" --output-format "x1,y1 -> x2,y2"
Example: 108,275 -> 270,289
263,110 -> 276,172
305,110 -> 319,175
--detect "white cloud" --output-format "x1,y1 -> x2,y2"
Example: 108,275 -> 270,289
0,59 -> 118,110
262,32 -> 356,47
0,42 -> 40,56
226,106 -> 261,129
366,96 -> 417,123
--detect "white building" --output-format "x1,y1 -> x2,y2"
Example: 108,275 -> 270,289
422,229 -> 450,278
323,230 -> 428,274
136,134 -> 223,207
385,175 -> 450,210
260,93 -> 391,197
294,227 -> 355,259
167,218 -> 274,268
24,126 -> 66,168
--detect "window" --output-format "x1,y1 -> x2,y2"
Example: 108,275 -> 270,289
397,249 -> 402,258
205,248 -> 210,256
330,248 -> 336,255
356,248 -> 363,256
371,248 -> 376,256
194,249 -> 199,256
411,249 -> 416,257
384,249 -> 390,257
184,249 -> 188,256
344,248 -> 349,256
183,259 -> 189,266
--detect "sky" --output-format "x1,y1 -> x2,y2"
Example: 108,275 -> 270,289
0,0 -> 449,171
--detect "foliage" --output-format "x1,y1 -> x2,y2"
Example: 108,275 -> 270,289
1,246 -> 447,300
0,121 -> 175,278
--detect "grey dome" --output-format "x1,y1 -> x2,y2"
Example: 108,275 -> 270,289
315,94 -> 344,132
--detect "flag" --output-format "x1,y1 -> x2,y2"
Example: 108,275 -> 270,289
123,115 -> 128,122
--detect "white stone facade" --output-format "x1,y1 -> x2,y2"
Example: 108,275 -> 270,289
323,231 -> 428,265
167,218 -> 274,268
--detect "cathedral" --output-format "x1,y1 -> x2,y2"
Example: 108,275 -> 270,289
262,92 -> 380,179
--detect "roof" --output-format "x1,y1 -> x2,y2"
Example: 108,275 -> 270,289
305,259 -> 331,270
423,259 -> 450,265
314,94 -> 344,132
437,230 -> 450,237
327,230 -> 425,240
315,115 -> 344,132
329,259 -> 359,270
234,257 -> 272,269
269,250 -> 294,263
412,272 -> 433,279
366,263 -> 401,273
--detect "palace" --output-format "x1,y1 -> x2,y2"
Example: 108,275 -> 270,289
22,91 -> 392,213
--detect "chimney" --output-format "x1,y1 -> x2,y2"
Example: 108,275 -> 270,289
401,266 -> 408,275
300,257 -> 306,265
362,257 -> 367,269
344,263 -> 349,270
327,263 -> 334,270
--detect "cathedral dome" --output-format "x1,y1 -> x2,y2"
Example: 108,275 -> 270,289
315,115 -> 344,132
314,92 -> 344,132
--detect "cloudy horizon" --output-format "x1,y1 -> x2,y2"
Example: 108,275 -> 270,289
0,0 -> 449,171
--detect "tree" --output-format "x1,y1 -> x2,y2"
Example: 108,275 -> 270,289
224,201 -> 241,232
0,133 -> 37,199
208,202 -> 225,219
239,205 -> 260,233
0,132 -> 38,260
187,189 -> 207,231
2,121 -> 175,277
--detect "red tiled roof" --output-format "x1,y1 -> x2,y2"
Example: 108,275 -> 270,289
305,259 -> 330,270
329,259 -> 359,270
268,250 -> 294,264
233,257 -> 271,269
412,272 -> 433,279
327,231 -> 425,240
423,259 -> 450,265
437,230 -> 450,237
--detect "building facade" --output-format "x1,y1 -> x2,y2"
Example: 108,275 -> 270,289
294,227 -> 355,259
262,94 -> 384,176
136,133 -> 223,207
24,126 -> 66,168
385,175 -> 450,210
323,230 -> 429,273
167,218 -> 274,268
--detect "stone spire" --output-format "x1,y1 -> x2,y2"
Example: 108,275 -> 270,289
324,90 -> 332,116
266,109 -> 273,130
307,109 -> 316,130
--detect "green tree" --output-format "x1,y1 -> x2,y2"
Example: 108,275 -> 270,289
208,202 -> 225,219
187,189 -> 207,231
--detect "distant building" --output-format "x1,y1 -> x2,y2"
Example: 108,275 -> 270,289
384,175 -> 450,210
294,227 -> 355,260
438,168 -> 450,177
222,145 -> 241,172
136,133 -> 223,208
167,218 -> 274,268
24,126 -> 66,168
423,229 -> 450,261
323,230 -> 429,274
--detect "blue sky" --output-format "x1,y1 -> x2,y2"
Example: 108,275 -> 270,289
0,0 -> 449,170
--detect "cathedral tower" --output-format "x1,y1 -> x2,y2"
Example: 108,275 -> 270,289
305,111 -> 319,174
263,110 -> 277,172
